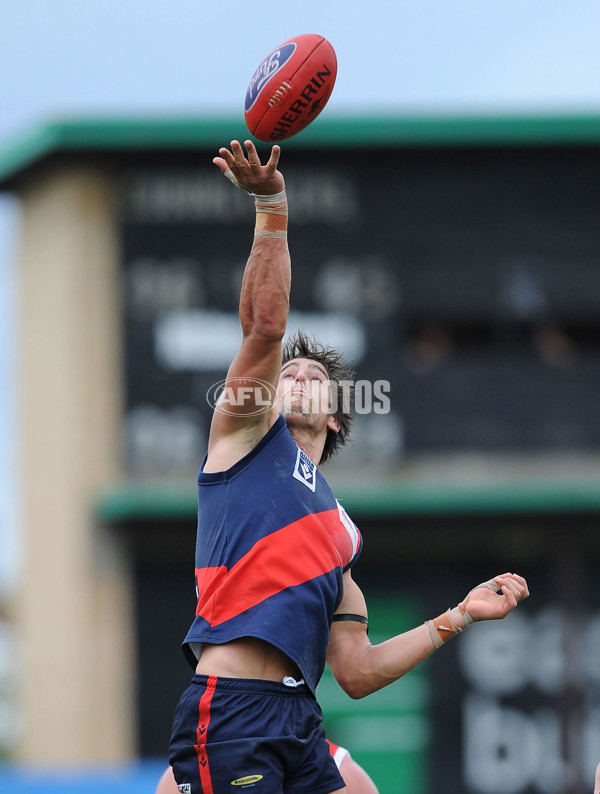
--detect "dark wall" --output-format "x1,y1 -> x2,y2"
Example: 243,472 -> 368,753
120,144 -> 600,477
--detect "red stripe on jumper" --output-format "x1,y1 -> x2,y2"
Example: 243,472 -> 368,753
196,508 -> 350,626
195,675 -> 217,794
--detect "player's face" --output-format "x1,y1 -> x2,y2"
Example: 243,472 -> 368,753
277,358 -> 335,422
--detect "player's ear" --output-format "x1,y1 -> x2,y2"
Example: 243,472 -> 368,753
327,414 -> 340,433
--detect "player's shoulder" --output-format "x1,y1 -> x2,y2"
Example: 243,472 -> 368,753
203,410 -> 282,474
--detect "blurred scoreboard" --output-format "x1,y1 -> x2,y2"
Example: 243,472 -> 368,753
119,143 -> 600,475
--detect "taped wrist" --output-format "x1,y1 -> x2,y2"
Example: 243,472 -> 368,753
254,190 -> 288,238
255,206 -> 288,238
251,189 -> 287,205
425,605 -> 470,650
428,578 -> 500,647
222,168 -> 287,205
222,166 -> 288,237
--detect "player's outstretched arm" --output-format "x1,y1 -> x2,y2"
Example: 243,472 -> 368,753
327,571 -> 529,699
205,140 -> 291,471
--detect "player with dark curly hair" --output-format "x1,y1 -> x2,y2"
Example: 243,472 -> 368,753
281,330 -> 355,463
168,140 -> 530,794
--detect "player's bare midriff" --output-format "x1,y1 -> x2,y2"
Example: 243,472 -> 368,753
195,637 -> 303,683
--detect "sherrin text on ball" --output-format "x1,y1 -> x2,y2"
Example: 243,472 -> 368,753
244,33 -> 337,142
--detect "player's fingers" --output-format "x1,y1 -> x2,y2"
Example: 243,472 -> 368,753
496,573 -> 529,601
500,579 -> 520,599
501,580 -> 527,612
266,144 -> 281,172
212,156 -> 231,173
214,146 -> 236,168
510,572 -> 529,590
230,140 -> 248,168
512,578 -> 529,602
244,140 -> 262,169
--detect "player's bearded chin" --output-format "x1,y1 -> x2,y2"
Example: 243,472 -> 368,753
281,386 -> 313,417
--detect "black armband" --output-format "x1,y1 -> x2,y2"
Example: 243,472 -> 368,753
332,613 -> 369,628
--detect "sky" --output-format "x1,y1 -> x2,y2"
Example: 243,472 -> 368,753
2,0 -> 600,593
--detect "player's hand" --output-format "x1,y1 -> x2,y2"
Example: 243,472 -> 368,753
213,139 -> 285,195
462,572 -> 529,622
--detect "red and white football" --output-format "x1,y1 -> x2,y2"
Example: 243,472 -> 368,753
244,33 -> 337,142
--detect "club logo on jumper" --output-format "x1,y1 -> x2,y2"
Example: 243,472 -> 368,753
177,784 -> 192,794
293,447 -> 317,492
231,774 -> 264,786
245,43 -> 297,111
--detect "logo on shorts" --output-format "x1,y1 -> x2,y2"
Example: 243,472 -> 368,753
177,784 -> 192,794
231,774 -> 264,786
292,447 -> 316,492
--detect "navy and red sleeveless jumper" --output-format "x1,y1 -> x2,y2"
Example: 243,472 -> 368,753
182,414 -> 362,695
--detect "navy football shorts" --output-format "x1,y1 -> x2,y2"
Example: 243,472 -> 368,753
169,674 -> 345,794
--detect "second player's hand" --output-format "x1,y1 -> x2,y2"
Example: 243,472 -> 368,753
213,139 -> 285,195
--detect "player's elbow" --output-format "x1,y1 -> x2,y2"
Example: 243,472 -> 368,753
332,650 -> 401,700
334,669 -> 375,700
240,317 -> 287,350
341,681 -> 375,700
241,302 -> 289,342
255,311 -> 287,341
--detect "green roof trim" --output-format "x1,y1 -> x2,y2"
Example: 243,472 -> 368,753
332,479 -> 600,517
2,112 -> 600,188
0,115 -> 247,187
96,478 -> 600,523
96,484 -> 198,522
